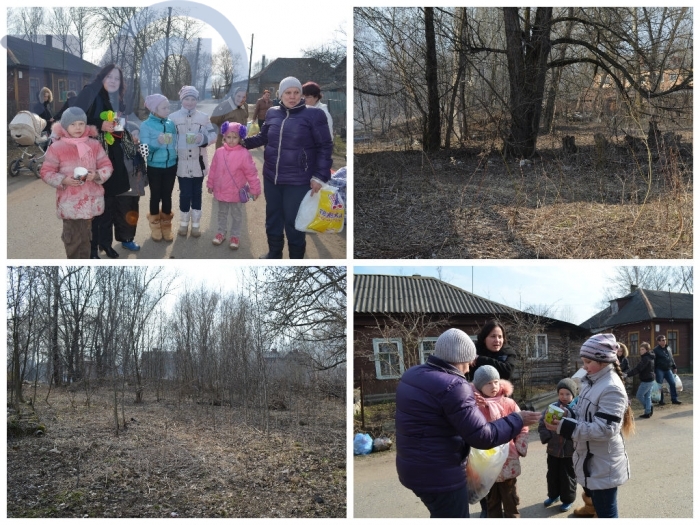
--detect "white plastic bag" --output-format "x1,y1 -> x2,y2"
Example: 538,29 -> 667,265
674,374 -> 683,392
651,381 -> 662,403
465,443 -> 509,504
294,183 -> 345,233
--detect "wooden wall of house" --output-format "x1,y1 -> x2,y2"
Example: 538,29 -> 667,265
7,68 -> 94,117
355,315 -> 589,396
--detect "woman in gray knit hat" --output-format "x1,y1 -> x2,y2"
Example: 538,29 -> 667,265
394,328 -> 541,518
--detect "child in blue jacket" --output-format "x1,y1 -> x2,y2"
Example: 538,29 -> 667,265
140,94 -> 177,241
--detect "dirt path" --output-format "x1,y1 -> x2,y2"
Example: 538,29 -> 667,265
354,378 -> 693,518
7,101 -> 346,260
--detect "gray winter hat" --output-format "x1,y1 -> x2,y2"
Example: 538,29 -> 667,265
278,76 -> 302,95
433,328 -> 476,364
473,365 -> 500,392
60,107 -> 87,129
557,377 -> 578,397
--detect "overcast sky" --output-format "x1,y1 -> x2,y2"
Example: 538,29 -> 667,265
353,264 -> 683,325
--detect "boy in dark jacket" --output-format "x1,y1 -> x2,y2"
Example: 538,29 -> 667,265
625,342 -> 656,418
538,378 -> 578,513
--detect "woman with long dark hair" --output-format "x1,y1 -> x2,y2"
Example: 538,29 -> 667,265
75,64 -> 142,258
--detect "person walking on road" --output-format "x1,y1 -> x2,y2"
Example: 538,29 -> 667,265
395,328 -> 541,518
653,334 -> 681,406
544,333 -> 634,518
624,342 -> 656,418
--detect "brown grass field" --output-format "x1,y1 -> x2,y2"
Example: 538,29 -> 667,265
355,124 -> 692,259
7,384 -> 346,518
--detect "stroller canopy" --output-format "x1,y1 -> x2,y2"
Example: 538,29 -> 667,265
9,110 -> 47,146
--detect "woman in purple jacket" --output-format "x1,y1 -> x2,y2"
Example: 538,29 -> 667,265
243,76 -> 333,259
396,328 -> 541,518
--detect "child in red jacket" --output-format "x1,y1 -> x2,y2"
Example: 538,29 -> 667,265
206,122 -> 260,249
472,365 -> 529,518
40,107 -> 113,258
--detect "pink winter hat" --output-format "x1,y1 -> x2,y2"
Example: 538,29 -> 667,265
144,93 -> 168,113
221,121 -> 247,140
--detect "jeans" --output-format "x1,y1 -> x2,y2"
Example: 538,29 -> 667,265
413,485 -> 470,518
177,176 -> 203,212
264,178 -> 308,258
636,380 -> 654,414
589,487 -> 618,518
655,368 -> 678,402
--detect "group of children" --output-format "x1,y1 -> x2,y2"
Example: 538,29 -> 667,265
41,85 -> 261,258
469,333 -> 635,519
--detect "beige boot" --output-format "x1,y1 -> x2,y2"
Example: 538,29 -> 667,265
148,213 -> 162,242
573,494 -> 597,518
160,211 -> 174,241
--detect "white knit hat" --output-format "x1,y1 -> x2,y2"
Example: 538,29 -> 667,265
433,328 -> 477,364
278,76 -> 302,95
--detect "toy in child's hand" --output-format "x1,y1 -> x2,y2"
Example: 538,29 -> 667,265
100,110 -> 118,144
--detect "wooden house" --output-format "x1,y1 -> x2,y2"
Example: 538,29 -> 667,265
580,286 -> 693,371
354,274 -> 589,400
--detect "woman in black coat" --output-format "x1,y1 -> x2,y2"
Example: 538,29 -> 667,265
75,64 -> 141,258
469,319 -> 517,381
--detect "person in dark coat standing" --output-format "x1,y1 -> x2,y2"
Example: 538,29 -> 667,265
652,334 -> 680,405
624,342 -> 656,418
243,76 -> 333,259
74,64 -> 141,257
33,86 -> 55,134
395,328 -> 541,518
469,319 -> 517,381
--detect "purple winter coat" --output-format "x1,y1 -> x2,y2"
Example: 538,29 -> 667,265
243,99 -> 333,185
395,355 -> 525,494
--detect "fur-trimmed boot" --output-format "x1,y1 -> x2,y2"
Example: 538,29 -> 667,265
148,213 -> 162,242
160,211 -> 174,241
190,209 -> 202,238
573,494 -> 597,518
178,210 -> 190,236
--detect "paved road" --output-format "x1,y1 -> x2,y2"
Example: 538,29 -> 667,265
8,100 -> 346,260
354,385 -> 693,519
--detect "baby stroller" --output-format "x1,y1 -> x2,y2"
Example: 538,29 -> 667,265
8,110 -> 50,178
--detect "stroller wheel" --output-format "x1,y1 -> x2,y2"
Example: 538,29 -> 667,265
10,159 -> 22,177
29,159 -> 41,178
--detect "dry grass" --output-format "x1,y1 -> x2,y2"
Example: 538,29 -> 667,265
7,385 -> 346,518
355,127 -> 692,259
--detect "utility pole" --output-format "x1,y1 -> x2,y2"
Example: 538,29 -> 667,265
247,34 -> 254,94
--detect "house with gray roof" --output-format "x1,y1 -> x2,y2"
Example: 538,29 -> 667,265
354,274 -> 589,400
580,286 -> 693,371
6,35 -> 100,118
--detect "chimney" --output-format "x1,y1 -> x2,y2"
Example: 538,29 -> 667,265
46,35 -> 52,48
630,284 -> 638,292
261,55 -> 266,70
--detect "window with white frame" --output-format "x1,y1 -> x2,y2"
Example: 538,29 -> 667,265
419,337 -> 438,363
373,338 -> 404,379
528,334 -> 548,359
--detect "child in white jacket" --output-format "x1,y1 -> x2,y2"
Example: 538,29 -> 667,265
170,86 -> 217,237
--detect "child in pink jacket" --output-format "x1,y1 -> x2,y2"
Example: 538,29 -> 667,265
472,365 -> 529,518
206,122 -> 261,249
40,107 -> 113,258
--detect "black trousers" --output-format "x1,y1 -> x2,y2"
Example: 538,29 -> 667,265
414,485 -> 470,518
546,454 -> 577,504
147,165 -> 177,215
91,195 -> 140,248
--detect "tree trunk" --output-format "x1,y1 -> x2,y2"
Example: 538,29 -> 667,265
503,7 -> 553,158
445,7 -> 467,149
51,268 -> 62,387
423,7 -> 441,152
